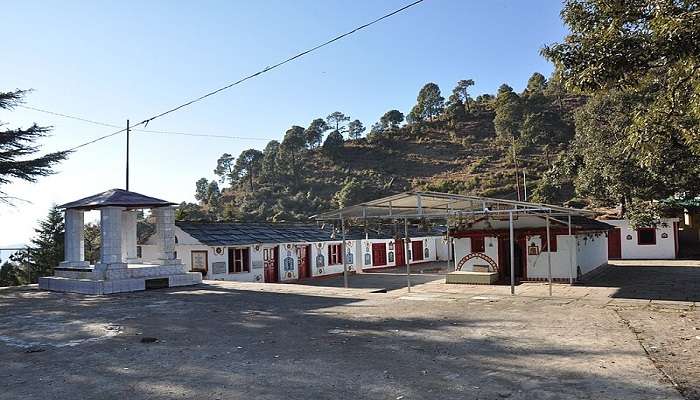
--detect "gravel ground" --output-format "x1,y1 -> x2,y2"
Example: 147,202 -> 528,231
0,267 -> 693,400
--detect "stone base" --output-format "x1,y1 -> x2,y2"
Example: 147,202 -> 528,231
40,263 -> 202,295
446,271 -> 499,285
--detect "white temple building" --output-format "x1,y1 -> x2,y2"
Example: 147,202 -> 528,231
39,189 -> 202,294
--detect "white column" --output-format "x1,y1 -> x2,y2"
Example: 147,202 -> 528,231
100,206 -> 125,264
154,206 -> 176,264
61,209 -> 88,267
121,210 -> 138,262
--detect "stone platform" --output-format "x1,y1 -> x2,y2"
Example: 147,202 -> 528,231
39,263 -> 202,295
446,271 -> 499,285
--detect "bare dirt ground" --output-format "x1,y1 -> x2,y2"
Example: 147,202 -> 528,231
0,260 -> 697,400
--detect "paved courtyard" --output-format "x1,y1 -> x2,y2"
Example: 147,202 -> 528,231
0,260 -> 699,399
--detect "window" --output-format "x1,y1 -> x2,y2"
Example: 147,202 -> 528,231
228,248 -> 250,273
542,235 -> 557,252
637,228 -> 656,245
471,236 -> 485,253
136,246 -> 142,258
328,244 -> 343,265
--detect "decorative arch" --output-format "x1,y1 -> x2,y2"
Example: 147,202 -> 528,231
457,253 -> 498,272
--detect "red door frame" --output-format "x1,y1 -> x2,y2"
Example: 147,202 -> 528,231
395,239 -> 405,266
372,243 -> 387,266
297,245 -> 311,279
263,246 -> 278,283
411,240 -> 424,261
608,228 -> 622,259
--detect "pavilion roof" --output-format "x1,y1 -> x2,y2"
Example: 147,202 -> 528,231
312,191 -> 598,221
59,189 -> 175,210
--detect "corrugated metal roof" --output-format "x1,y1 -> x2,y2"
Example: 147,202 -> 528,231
60,189 -> 175,210
176,222 -> 444,246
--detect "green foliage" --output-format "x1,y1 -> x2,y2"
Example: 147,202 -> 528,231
0,90 -> 69,202
305,118 -> 329,148
412,83 -> 445,121
333,177 -> 378,208
26,206 -> 64,282
542,0 -> 700,221
326,112 -> 350,136
322,130 -> 345,157
84,222 -> 101,264
213,153 -> 234,184
453,79 -> 475,113
493,84 -> 522,140
195,177 -> 209,202
233,149 -> 263,191
347,119 -> 365,140
0,251 -> 30,287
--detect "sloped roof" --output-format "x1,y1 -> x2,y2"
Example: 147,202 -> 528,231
175,221 -> 444,246
60,189 -> 175,210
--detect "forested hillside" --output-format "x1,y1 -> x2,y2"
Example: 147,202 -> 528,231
180,72 -> 586,222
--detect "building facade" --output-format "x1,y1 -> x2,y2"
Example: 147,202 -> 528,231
605,218 -> 680,260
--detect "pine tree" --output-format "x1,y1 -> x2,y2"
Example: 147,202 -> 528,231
28,206 -> 64,282
0,90 -> 69,203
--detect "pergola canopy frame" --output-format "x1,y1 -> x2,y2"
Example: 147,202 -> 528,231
312,192 -> 597,295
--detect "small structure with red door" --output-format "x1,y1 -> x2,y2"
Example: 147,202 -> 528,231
451,215 -> 613,283
604,218 -> 680,260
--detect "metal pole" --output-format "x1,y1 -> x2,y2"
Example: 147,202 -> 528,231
404,218 -> 411,293
568,213 -> 573,285
522,169 -> 527,201
126,119 -> 130,191
546,214 -> 552,296
445,221 -> 451,273
341,215 -> 348,288
509,211 -> 515,295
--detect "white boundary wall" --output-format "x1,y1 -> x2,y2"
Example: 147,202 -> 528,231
605,219 -> 678,259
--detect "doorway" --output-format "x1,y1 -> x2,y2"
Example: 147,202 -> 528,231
500,238 -> 525,282
297,244 -> 311,279
608,228 -> 622,259
263,246 -> 278,283
395,239 -> 405,266
411,240 -> 424,262
372,243 -> 387,266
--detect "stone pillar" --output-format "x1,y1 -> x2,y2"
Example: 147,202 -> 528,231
154,206 -> 177,264
100,206 -> 125,265
60,209 -> 89,268
121,210 -> 138,262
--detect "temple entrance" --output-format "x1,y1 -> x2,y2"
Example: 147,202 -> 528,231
263,246 -> 278,283
499,237 -> 525,282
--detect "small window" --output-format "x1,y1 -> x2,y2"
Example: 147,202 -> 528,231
228,248 -> 250,273
328,244 -> 343,265
471,236 -> 485,253
637,228 -> 656,245
136,246 -> 142,258
542,235 -> 557,252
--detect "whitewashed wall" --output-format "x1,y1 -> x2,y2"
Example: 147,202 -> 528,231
309,240 -> 359,277
576,233 -> 608,276
525,234 -> 577,280
606,219 -> 678,259
452,236 -> 500,272
435,237 -> 450,261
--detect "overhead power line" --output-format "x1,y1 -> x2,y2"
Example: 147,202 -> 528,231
19,104 -> 275,142
59,0 -> 426,150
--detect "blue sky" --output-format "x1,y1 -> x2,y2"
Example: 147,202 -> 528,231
0,0 -> 568,247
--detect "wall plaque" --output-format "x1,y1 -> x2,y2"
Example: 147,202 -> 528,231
212,261 -> 226,275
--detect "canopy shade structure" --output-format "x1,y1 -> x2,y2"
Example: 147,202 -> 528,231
312,191 -> 598,222
59,188 -> 176,211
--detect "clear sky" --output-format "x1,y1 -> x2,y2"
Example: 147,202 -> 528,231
0,0 -> 568,247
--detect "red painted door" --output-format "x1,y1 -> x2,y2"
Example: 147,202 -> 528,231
395,240 -> 405,266
372,243 -> 387,266
411,240 -> 424,261
608,228 -> 622,260
263,247 -> 278,283
297,245 -> 311,279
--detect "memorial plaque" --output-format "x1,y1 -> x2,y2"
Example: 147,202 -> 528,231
212,261 -> 226,275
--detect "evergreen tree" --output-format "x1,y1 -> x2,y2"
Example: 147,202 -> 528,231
493,84 -> 522,139
322,130 -> 344,157
214,153 -> 235,184
260,140 -> 280,182
413,83 -> 445,121
346,119 -> 366,140
194,177 -> 209,202
84,222 -> 101,264
0,90 -> 69,202
28,206 -> 64,282
453,79 -> 475,113
233,149 -> 263,191
326,112 -> 350,136
305,118 -> 329,149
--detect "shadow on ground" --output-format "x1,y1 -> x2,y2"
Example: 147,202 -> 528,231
581,264 -> 700,302
0,282 -> 681,400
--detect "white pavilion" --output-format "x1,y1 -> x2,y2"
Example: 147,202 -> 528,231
39,189 -> 202,294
